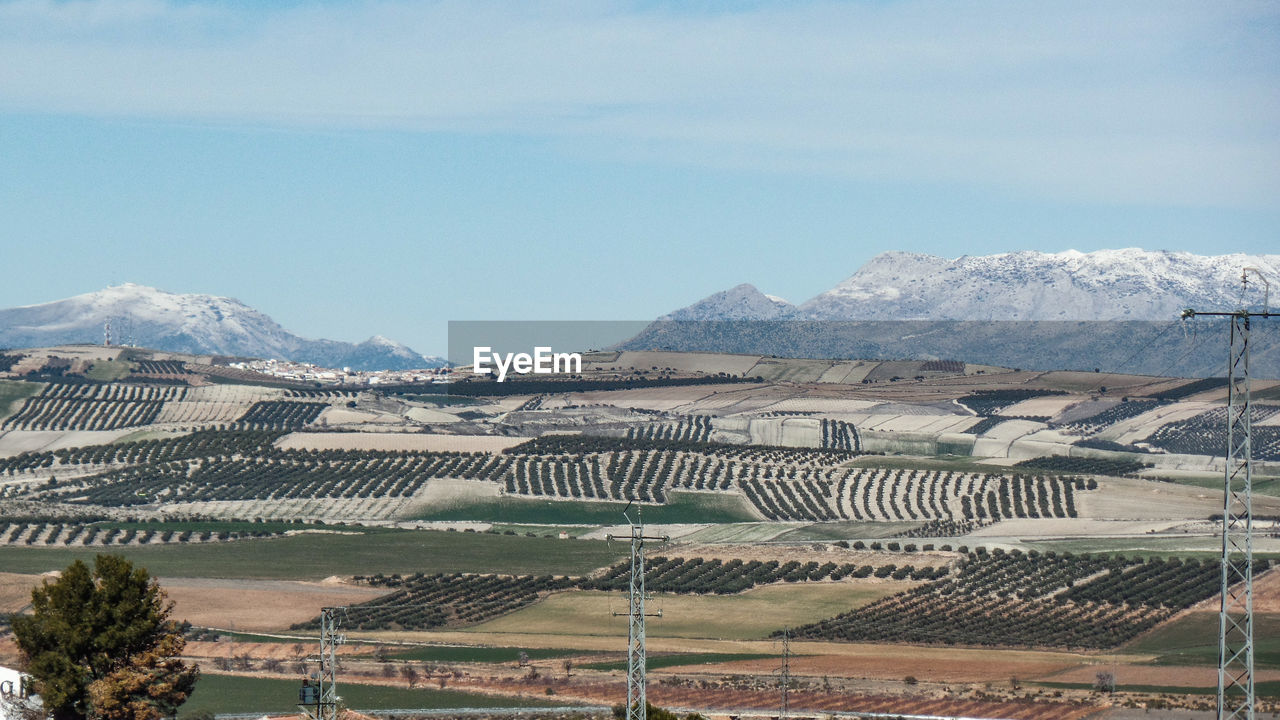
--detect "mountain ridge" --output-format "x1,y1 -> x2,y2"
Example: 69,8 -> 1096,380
0,283 -> 444,371
671,249 -> 1280,322
627,249 -> 1280,377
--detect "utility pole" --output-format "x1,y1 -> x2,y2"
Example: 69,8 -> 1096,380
609,509 -> 667,720
1183,268 -> 1277,720
300,606 -> 345,720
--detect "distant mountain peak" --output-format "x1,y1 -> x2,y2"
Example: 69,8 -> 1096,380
659,249 -> 1280,323
0,285 -> 444,371
660,283 -> 795,321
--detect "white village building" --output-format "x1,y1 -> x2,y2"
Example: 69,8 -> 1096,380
0,665 -> 39,720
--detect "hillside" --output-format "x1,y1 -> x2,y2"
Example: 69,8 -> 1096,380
0,284 -> 444,371
633,250 -> 1280,377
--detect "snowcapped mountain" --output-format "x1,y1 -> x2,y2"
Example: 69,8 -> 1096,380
660,283 -> 795,321
0,284 -> 444,371
632,249 -> 1280,376
667,250 -> 1280,322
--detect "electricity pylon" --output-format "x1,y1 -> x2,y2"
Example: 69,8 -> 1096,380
300,606 -> 346,720
1183,268 -> 1277,720
609,510 -> 667,720
778,626 -> 791,720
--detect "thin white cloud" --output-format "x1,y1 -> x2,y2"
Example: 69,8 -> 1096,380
1,0 -> 1277,206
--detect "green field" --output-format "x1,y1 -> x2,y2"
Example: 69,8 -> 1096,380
388,645 -> 604,663
0,528 -> 624,579
579,652 -> 776,672
400,393 -> 484,406
415,491 -> 758,525
772,521 -> 922,541
1125,611 -> 1280,668
489,524 -> 599,538
180,673 -> 571,715
84,359 -> 133,381
0,379 -> 39,420
95,519 -> 313,534
468,583 -> 906,641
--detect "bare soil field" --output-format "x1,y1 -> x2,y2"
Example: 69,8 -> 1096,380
605,351 -> 766,376
748,358 -> 842,384
969,518 -> 1190,538
1035,371 -> 1169,395
674,524 -> 798,544
20,346 -> 126,363
690,652 -> 1073,684
1045,664 -> 1280,688
1079,476 -> 1280,520
0,572 -> 41,613
170,495 -> 416,522
276,432 -> 527,453
1100,402 -> 1214,444
402,477 -> 503,516
451,675 -> 1099,720
752,396 -> 881,414
855,413 -> 976,434
1234,565 -> 1280,613
159,577 -> 391,632
0,429 -> 138,457
972,420 -> 1046,457
1001,395 -> 1085,418
403,407 -> 468,423
0,573 -> 390,633
816,361 -> 877,384
185,640 -> 364,659
313,406 -> 396,425
468,584 -> 909,641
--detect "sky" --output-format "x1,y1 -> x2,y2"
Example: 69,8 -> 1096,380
1,0 -> 1278,355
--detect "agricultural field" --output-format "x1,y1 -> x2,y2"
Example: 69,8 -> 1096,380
790,550 -> 1256,649
469,583 -> 908,641
0,379 -> 40,420
4,345 -> 1280,717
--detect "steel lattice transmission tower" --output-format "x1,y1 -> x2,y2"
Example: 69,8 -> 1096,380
609,512 -> 667,720
778,627 -> 791,720
299,606 -> 346,720
1183,268 -> 1277,720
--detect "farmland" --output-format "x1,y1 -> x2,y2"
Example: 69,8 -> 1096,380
2,345 -> 1280,718
0,527 -> 625,578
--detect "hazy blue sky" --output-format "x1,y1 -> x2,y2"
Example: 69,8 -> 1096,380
2,0 -> 1278,354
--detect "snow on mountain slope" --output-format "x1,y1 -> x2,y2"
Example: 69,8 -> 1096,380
660,250 -> 1280,322
660,283 -> 795,321
0,284 -> 443,371
798,249 -> 1280,320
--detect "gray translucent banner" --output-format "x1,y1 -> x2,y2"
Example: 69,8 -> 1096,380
448,318 -> 1277,379
447,321 -> 651,367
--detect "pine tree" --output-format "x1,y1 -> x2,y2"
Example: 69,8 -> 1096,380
12,554 -> 199,720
